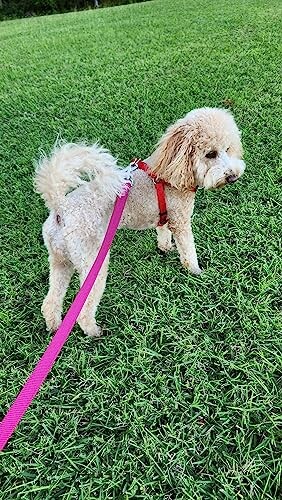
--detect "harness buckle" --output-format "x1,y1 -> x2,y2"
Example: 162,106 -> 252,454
129,158 -> 140,170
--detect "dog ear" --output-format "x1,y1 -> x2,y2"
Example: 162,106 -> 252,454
150,122 -> 195,191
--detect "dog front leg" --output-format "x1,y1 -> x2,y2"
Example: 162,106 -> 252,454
171,223 -> 202,275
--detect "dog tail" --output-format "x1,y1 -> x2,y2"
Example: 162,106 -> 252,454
34,141 -> 129,210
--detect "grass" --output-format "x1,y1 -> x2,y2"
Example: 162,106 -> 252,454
0,0 -> 281,497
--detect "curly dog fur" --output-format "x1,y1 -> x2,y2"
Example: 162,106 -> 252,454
35,107 -> 245,336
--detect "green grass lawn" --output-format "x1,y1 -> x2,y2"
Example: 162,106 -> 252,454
0,0 -> 281,497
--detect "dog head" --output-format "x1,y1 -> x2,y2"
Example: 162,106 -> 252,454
150,107 -> 245,191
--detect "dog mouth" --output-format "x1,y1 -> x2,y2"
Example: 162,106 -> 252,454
212,174 -> 238,189
226,174 -> 238,184
204,170 -> 242,190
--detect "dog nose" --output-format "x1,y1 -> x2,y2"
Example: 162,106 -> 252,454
226,174 -> 238,184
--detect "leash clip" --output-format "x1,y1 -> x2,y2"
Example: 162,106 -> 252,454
129,158 -> 140,170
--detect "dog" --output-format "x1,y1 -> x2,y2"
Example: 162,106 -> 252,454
35,107 -> 245,337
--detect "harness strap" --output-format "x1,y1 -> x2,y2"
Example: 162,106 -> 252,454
133,159 -> 168,226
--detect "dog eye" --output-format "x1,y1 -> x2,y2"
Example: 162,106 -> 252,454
206,151 -> 217,159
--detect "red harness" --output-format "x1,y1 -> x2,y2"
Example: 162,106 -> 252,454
131,158 -> 197,226
134,159 -> 168,226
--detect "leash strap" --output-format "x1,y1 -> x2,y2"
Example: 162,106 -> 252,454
133,159 -> 168,226
0,182 -> 131,451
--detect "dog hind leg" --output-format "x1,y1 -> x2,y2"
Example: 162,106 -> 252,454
77,254 -> 110,337
42,250 -> 74,332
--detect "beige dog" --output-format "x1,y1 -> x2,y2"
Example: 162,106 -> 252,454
35,107 -> 245,337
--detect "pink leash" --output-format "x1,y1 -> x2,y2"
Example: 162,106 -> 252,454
0,183 -> 131,451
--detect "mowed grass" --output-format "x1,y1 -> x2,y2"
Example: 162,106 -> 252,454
0,0 -> 281,497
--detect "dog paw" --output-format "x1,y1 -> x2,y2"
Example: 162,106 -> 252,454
42,301 -> 61,332
157,243 -> 176,254
84,325 -> 103,338
46,320 -> 61,332
190,266 -> 203,275
182,260 -> 203,275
